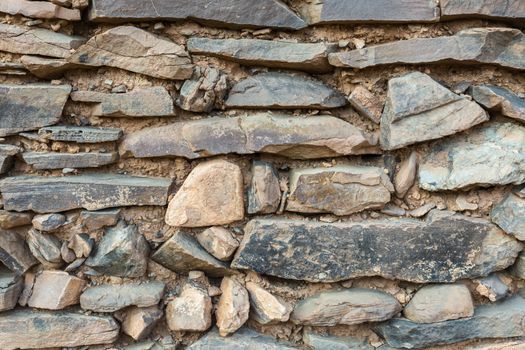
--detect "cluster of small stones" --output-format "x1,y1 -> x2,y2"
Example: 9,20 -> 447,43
0,0 -> 524,349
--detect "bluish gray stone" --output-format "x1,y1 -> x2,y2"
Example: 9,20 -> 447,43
470,85 -> 525,124
187,327 -> 298,349
303,331 -> 373,350
491,193 -> 525,241
441,0 -> 525,24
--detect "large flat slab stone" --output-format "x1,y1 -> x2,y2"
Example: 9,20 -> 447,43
231,210 -> 521,283
38,125 -> 123,143
441,0 -> 525,24
0,174 -> 172,213
0,0 -> 81,21
469,85 -> 525,124
22,151 -> 118,170
187,327 -> 298,349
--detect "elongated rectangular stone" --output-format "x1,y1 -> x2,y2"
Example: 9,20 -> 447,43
188,327 -> 298,350
0,0 -> 81,21
0,175 -> 172,213
441,0 -> 525,24
231,210 -> 521,283
20,56 -> 81,79
22,152 -> 118,170
38,126 -> 123,143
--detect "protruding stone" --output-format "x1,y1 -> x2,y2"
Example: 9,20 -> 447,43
246,282 -> 291,324
27,270 -> 86,310
27,228 -> 63,269
440,0 -> 525,24
166,282 -> 212,332
61,241 -> 76,263
176,66 -> 228,113
187,327 -> 298,349
32,213 -> 66,231
122,306 -> 163,341
491,193 -> 525,241
395,152 -> 417,198
196,227 -> 239,262
21,55 -> 81,79
216,277 -> 250,337
68,26 -> 192,80
248,161 -> 281,215
68,233 -> 93,259
0,230 -> 37,274
303,331 -> 373,350
0,210 -> 33,229
38,126 -> 123,143
470,85 -> 525,124
474,274 -> 511,302
348,86 -> 383,124
512,252 -> 525,279
0,269 -> 22,311
0,62 -> 25,76
80,208 -> 120,230
0,0 -> 81,20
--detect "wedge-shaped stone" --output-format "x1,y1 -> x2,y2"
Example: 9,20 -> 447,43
248,161 -> 281,215
0,0 -> 81,20
303,331 -> 373,350
0,24 -> 85,58
68,26 -> 192,80
0,174 -> 172,213
22,151 -> 118,170
188,38 -> 335,73
287,165 -> 394,215
376,295 -> 525,349
196,227 -> 239,261
380,72 -> 488,150
0,309 -> 119,350
329,28 -> 525,71
88,0 -> 306,30
120,114 -> 379,160
441,0 -> 525,24
123,306 -> 163,341
0,230 -> 37,274
188,327 -> 298,350
70,87 -> 175,117
27,228 -> 63,269
0,270 -> 22,311
27,270 -> 86,310
231,210 -> 521,283
491,193 -> 525,241
0,210 -> 33,229
419,122 -> 525,191
0,84 -> 71,137
246,282 -> 292,325
470,85 -> 525,124
226,72 -> 346,109
21,56 -> 81,79
216,277 -> 250,337
39,125 -> 123,143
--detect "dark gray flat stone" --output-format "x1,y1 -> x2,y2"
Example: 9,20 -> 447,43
441,0 -> 525,24
38,126 -> 123,143
303,331 -> 373,350
22,152 -> 118,170
187,327 -> 298,349
0,230 -> 37,274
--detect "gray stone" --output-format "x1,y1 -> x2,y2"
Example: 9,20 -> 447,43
176,66 -> 228,113
408,203 -> 436,218
80,282 -> 165,312
88,0 -> 306,30
32,213 -> 66,231
0,0 -> 81,20
188,38 -> 336,73
27,270 -> 86,310
80,208 -> 120,230
394,151 -> 417,198
380,72 -> 488,150
441,0 -> 525,24
287,165 -> 394,215
23,151 -> 118,170
329,28 -> 525,71
376,295 -> 525,349
512,252 -> 525,279
38,125 -> 123,143
419,122 -> 525,191
491,193 -> 525,241
86,221 -> 149,277
122,306 -> 163,341
474,274 -> 511,302
27,228 -> 63,269
196,227 -> 239,262
0,174 -> 172,213
0,230 -> 37,274
0,84 -> 71,137
303,331 -> 373,350
120,113 -> 379,160
0,155 -> 13,175
348,86 -> 383,124
0,210 -> 33,229
21,55 -> 81,79
231,210 -> 521,283
187,327 -> 298,349
226,72 -> 347,109
0,62 -> 25,76
0,270 -> 23,311
470,85 -> 525,124
248,161 -> 281,215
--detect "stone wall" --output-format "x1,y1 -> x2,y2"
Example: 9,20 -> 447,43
0,0 -> 524,349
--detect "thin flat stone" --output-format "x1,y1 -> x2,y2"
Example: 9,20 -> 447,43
187,327 -> 298,349
0,229 -> 37,274
0,62 -> 25,76
0,210 -> 33,229
441,0 -> 525,24
38,125 -> 123,143
80,208 -> 120,230
21,56 -> 81,79
303,331 -> 373,350
22,151 -> 118,170
491,193 -> 525,241
469,85 -> 525,124
0,0 -> 81,20
231,210 -> 521,283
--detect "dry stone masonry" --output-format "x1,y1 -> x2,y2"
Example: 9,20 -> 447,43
0,0 -> 524,349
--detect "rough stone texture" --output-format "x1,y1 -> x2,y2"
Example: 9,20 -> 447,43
38,125 -> 123,143
68,26 -> 193,80
225,72 -> 347,109
27,270 -> 86,310
0,210 -> 33,229
247,161 -> 281,215
80,282 -> 165,312
380,72 -> 488,150
303,331 -> 373,350
20,55 -> 81,79
419,122 -> 525,191
474,274 -> 510,302
120,113 -> 379,160
0,0 -> 81,20
287,166 -> 394,215
216,277 -> 250,337
470,85 -> 525,124
68,234 -> 93,259
165,160 -> 244,227
0,230 -> 37,274
491,193 -> 525,241
245,282 -> 292,324
0,309 -> 119,349
0,62 -> 25,76
80,209 -> 120,230
376,295 -> 525,349
0,270 -> 22,311
395,152 -> 417,198
88,0 -> 307,30
0,84 -> 71,137
166,283 -> 212,332
348,86 -> 383,124
511,252 -> 525,279
176,66 -> 228,113
71,88 -> 175,117
196,227 -> 239,261
232,211 -> 521,283
122,306 -> 163,341
440,0 -> 525,24
329,28 -> 525,71
27,228 -> 63,269
0,174 -> 172,213
188,38 -> 336,73
32,213 -> 66,231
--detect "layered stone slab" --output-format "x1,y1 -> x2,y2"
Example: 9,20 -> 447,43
303,331 -> 373,350
231,210 -> 521,283
469,85 -> 525,124
188,38 -> 336,73
0,230 -> 37,274
0,210 -> 33,229
120,114 -> 379,160
329,28 -> 525,71
0,174 -> 172,213
20,56 -> 80,79
22,152 -> 118,170
441,0 -> 525,24
0,271 -> 22,311
38,126 -> 123,143
491,193 -> 525,241
0,0 -> 81,21
0,62 -> 25,76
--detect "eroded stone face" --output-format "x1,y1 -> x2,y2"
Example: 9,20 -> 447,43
491,193 -> 525,241
0,230 -> 37,274
470,85 -> 525,124
247,161 -> 281,215
303,331 -> 373,350
196,227 -> 239,262
0,0 -> 81,20
440,0 -> 525,23
122,306 -> 163,341
216,277 -> 250,337
0,270 -> 23,312
245,282 -> 292,325
38,126 -> 123,143
166,283 -> 212,332
177,66 -> 228,113
27,270 -> 86,310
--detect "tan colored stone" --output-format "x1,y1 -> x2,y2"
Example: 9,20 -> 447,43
176,66 -> 229,113
122,306 -> 163,341
17,270 -> 36,307
0,210 -> 33,229
68,233 -> 93,258
32,213 -> 66,231
166,283 -> 212,332
394,151 -> 417,198
27,270 -> 86,310
0,269 -> 23,312
246,282 -> 291,324
247,161 -> 281,215
21,55 -> 81,79
196,227 -> 239,261
349,86 -> 383,124
0,0 -> 80,20
216,277 -> 250,337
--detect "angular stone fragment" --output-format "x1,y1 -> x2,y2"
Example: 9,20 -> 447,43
0,270 -> 22,311
0,210 -> 33,229
166,282 -> 212,332
80,208 -> 120,230
348,86 -> 383,124
376,295 -> 525,349
441,0 -> 525,24
166,160 -> 244,227
61,241 -> 76,263
88,0 -> 307,30
419,122 -> 525,191
329,28 -> 525,71
0,174 -> 172,213
27,229 -> 63,269
303,331 -> 373,350
32,213 -> 66,231
395,152 -> 417,198
491,193 -> 525,241
27,270 -> 86,310
86,221 -> 149,277
248,161 -> 281,215
380,72 -> 488,150
188,38 -> 336,73
216,277 -> 250,337
196,227 -> 239,261
39,125 -> 123,143
470,85 -> 525,124
188,327 -> 298,350
246,282 -> 291,324
474,274 -> 510,302
0,62 -> 25,76
0,84 -> 71,137
0,0 -> 81,20
80,282 -> 165,312
512,252 -> 525,279
123,306 -> 163,341
21,55 -> 81,79
71,87 -> 175,117
232,211 -> 521,283
0,230 -> 37,274
120,113 -> 379,160
0,309 -> 119,349
287,166 -> 393,215
23,151 -> 118,170
176,66 -> 228,113
68,26 -> 192,80
68,233 -> 93,258
226,72 -> 346,109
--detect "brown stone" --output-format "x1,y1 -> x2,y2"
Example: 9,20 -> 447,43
0,210 -> 33,229
0,230 -> 37,274
441,0 -> 525,24
246,282 -> 292,324
20,55 -> 81,79
216,277 -> 250,337
32,213 -> 66,231
0,269 -> 23,311
247,161 -> 281,215
348,86 -> 383,124
176,66 -> 228,113
469,85 -> 525,124
68,233 -> 93,258
394,151 -> 417,198
166,283 -> 212,332
122,306 -> 163,341
196,227 -> 239,262
80,209 -> 120,230
27,270 -> 86,310
0,0 -> 80,20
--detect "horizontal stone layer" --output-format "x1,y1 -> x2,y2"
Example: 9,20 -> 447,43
22,152 -> 118,170
38,126 -> 123,143
0,0 -> 81,21
440,0 -> 525,24
188,327 -> 298,349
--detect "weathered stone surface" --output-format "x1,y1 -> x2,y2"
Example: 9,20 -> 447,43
226,72 -> 346,109
0,174 -> 172,213
408,203 -> 436,218
512,252 -> 525,279
80,282 -> 165,312
122,306 -> 163,341
380,72 -> 488,150
68,26 -> 192,80
232,211 -> 521,283
248,161 -> 281,215
376,295 -> 525,349
39,125 -> 123,143
303,331 -> 373,350
0,230 -> 37,274
441,0 -> 525,24
32,213 -> 66,231
395,152 -> 417,198
188,38 -> 335,73
474,274 -> 510,302
176,66 -> 228,113
0,210 -> 33,229
0,84 -> 71,137
348,86 -> 383,124
491,193 -> 525,241
166,283 -> 212,332
0,0 -> 81,20
0,24 -> 85,58
246,282 -> 291,325
80,208 -> 120,230
0,309 -> 119,349
196,227 -> 239,261
88,0 -> 306,30
120,113 -> 379,160
61,241 -> 76,263
27,228 -> 63,269
152,231 -> 231,277
165,160 -> 244,227
71,87 -> 175,117
0,270 -> 22,311
188,327 -> 298,350
329,28 -> 525,71
216,277 -> 250,337
86,221 -> 149,277
68,233 -> 93,259
419,122 -> 525,191
0,144 -> 19,174
287,166 -> 393,215
0,62 -> 25,76
27,270 -> 86,310
470,85 -> 525,124
21,55 -> 81,79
